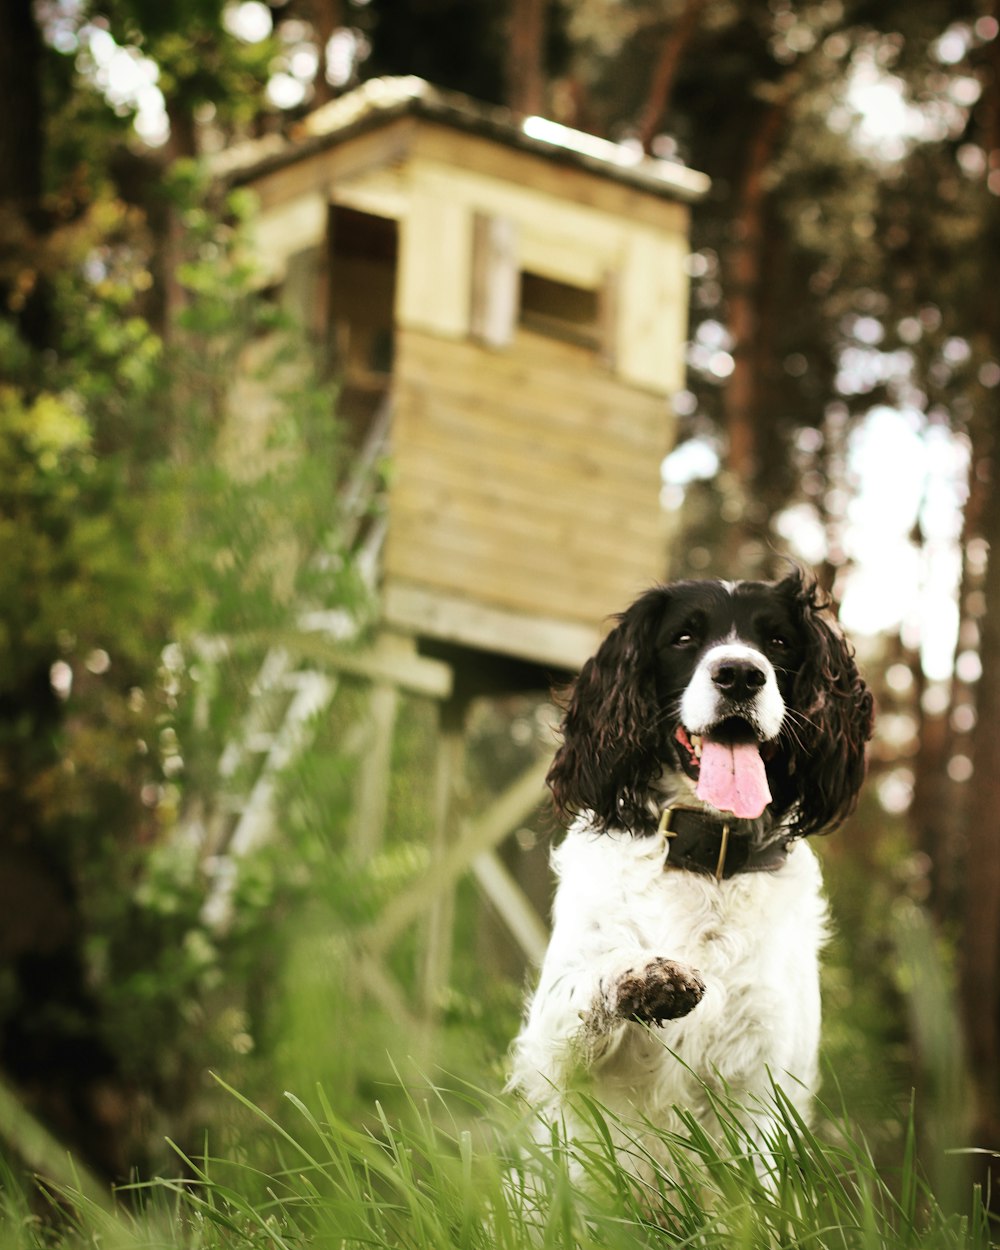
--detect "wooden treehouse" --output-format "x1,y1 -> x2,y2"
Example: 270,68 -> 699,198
210,77 -> 707,1021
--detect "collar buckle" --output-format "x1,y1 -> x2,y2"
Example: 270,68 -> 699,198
656,803 -> 703,839
714,822 -> 731,883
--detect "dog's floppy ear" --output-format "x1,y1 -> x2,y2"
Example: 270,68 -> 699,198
547,588 -> 669,835
776,570 -> 874,837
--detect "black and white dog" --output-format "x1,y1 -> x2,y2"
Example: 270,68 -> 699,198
509,571 -> 873,1171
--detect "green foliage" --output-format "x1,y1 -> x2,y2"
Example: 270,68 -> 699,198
0,170 -> 360,1173
49,0 -> 281,144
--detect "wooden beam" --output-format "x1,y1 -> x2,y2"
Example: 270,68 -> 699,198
470,213 -> 519,348
412,121 -> 695,233
617,226 -> 690,393
235,116 -> 419,213
382,581 -> 599,671
220,629 -> 454,700
0,1075 -> 110,1209
356,953 -> 424,1036
419,699 -> 467,1014
396,178 -> 473,339
350,678 -> 400,862
471,850 -> 548,966
249,192 -> 328,282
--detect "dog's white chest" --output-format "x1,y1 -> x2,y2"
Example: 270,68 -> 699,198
512,826 -> 828,1128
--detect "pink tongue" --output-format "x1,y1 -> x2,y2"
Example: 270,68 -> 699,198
696,739 -> 772,819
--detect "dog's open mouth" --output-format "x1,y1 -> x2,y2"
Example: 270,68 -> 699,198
674,718 -> 777,820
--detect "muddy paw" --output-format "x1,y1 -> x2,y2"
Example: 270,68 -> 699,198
612,957 -> 705,1025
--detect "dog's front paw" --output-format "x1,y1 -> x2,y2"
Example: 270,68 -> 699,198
611,957 -> 705,1025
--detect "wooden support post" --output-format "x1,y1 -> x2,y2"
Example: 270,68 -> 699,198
419,696 -> 468,1016
350,678 -> 399,863
349,633 -> 445,862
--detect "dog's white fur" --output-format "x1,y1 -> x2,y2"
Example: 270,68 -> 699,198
509,820 -> 827,1169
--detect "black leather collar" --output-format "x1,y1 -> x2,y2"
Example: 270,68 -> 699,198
657,805 -> 793,881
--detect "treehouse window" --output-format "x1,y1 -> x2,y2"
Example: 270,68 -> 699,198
470,215 -> 610,358
519,272 -> 601,350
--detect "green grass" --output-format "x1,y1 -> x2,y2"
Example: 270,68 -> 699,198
1,1072 -> 994,1250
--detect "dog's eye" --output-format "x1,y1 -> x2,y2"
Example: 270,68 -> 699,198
671,629 -> 698,647
769,635 -> 788,650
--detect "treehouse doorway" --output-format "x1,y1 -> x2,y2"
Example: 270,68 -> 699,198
328,205 -> 399,449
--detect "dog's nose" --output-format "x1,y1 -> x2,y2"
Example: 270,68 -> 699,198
710,658 -> 767,702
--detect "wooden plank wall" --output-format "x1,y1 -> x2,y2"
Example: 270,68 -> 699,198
383,326 -> 671,633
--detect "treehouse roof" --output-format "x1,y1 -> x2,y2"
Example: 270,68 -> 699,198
215,76 -> 710,205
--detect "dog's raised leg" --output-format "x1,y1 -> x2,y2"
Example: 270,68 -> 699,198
577,957 -> 705,1065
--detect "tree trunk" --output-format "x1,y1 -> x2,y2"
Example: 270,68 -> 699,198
0,0 -> 49,347
910,675 -> 954,920
958,427 -> 1000,1194
0,0 -> 42,212
720,96 -> 787,560
957,0 -> 1000,1190
159,99 -> 201,331
507,0 -> 548,116
916,467 -> 989,923
308,0 -> 342,106
724,100 -> 785,478
636,0 -> 710,153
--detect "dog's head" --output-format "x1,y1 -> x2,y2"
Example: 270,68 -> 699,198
547,569 -> 874,837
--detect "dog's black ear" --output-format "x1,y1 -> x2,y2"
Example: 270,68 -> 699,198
547,588 -> 669,835
776,570 -> 874,837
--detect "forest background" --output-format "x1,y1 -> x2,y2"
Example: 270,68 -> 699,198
2,0 -> 1000,1227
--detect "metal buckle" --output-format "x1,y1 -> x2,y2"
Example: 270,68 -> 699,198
714,822 -> 731,882
656,803 -> 703,838
656,806 -> 675,839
